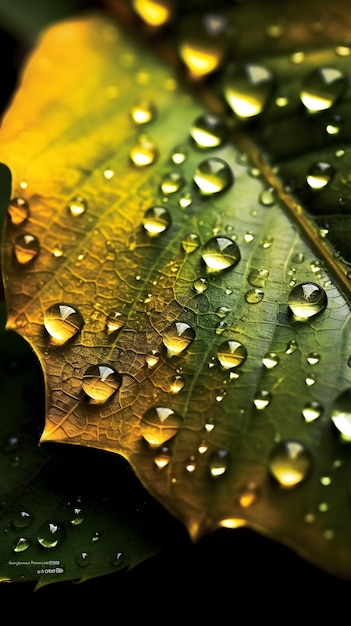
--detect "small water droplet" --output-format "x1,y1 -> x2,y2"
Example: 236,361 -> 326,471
67,497 -> 85,526
190,113 -> 227,149
320,475 -> 332,486
181,233 -> 200,254
198,441 -> 208,454
75,551 -> 91,567
132,0 -> 174,27
263,352 -> 280,368
142,206 -> 171,236
141,406 -> 183,447
37,521 -> 66,549
305,373 -> 316,386
237,482 -> 260,507
178,15 -> 228,78
307,351 -> 321,365
217,339 -> 247,369
185,455 -> 197,473
208,449 -> 230,478
105,310 -> 126,335
215,306 -> 231,319
253,389 -> 272,410
44,303 -> 84,345
193,277 -> 209,294
82,364 -> 122,404
2,434 -> 21,453
248,268 -> 269,288
12,537 -> 31,553
91,530 -> 102,543
300,67 -> 348,112
13,233 -> 40,265
153,445 -> 172,469
171,145 -> 188,165
306,161 -> 334,189
169,374 -> 185,394
11,509 -> 33,529
178,193 -> 193,209
129,99 -> 156,124
223,63 -> 275,118
331,388 -> 351,440
268,440 -> 313,488
302,401 -> 323,422
103,168 -> 114,179
193,158 -> 233,195
162,321 -> 195,357
245,288 -> 264,304
288,282 -> 327,320
259,187 -> 276,207
8,197 -> 30,225
111,551 -> 124,567
160,172 -> 185,195
201,235 -> 240,274
67,196 -> 87,217
130,135 -> 158,166
204,418 -> 216,432
146,350 -> 160,368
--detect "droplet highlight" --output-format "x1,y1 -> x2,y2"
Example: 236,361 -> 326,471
331,388 -> 351,440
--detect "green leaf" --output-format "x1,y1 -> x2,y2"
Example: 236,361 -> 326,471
2,0 -> 351,585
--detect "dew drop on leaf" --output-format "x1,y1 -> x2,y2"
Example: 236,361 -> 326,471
13,233 -> 40,265
181,232 -> 200,254
82,364 -> 122,404
263,352 -> 280,368
105,310 -> 126,335
145,350 -> 160,368
169,374 -> 185,394
171,145 -> 188,164
142,206 -> 171,236
245,287 -> 264,304
129,99 -> 156,124
178,15 -> 228,78
248,268 -> 269,287
178,193 -> 192,208
302,401 -> 323,422
237,482 -> 260,508
223,63 -> 275,118
153,445 -> 172,469
8,197 -> 30,225
193,277 -> 209,293
253,389 -> 272,410
132,0 -> 174,27
11,509 -> 33,529
217,339 -> 247,369
160,171 -> 185,194
300,67 -> 348,112
111,551 -> 124,567
67,195 -> 87,217
193,157 -> 234,195
208,449 -> 230,478
12,537 -> 31,553
44,303 -> 84,345
306,161 -> 335,189
331,388 -> 351,440
75,551 -> 91,567
285,339 -> 298,354
190,113 -> 227,149
288,282 -> 328,320
268,440 -> 313,488
130,135 -> 158,166
201,235 -> 240,273
307,351 -> 321,365
162,321 -> 195,357
258,188 -> 276,207
140,406 -> 183,447
37,521 -> 66,549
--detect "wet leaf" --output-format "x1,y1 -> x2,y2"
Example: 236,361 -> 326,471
2,1 -> 351,583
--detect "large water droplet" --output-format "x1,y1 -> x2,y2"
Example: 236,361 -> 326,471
13,233 -> 40,265
288,282 -> 327,320
130,135 -> 158,166
190,113 -> 227,149
178,15 -> 228,78
129,99 -> 156,124
82,364 -> 122,404
208,449 -> 230,478
223,63 -> 275,118
253,390 -> 272,410
105,310 -> 126,335
307,351 -> 321,365
44,303 -> 84,345
142,206 -> 171,236
140,406 -> 183,447
8,197 -> 30,225
160,172 -> 185,195
162,321 -> 195,357
306,161 -> 335,189
37,521 -> 66,549
331,388 -> 351,440
201,236 -> 240,273
132,0 -> 174,27
67,196 -> 87,217
300,67 -> 348,112
268,440 -> 313,488
193,158 -> 233,195
217,339 -> 247,369
302,401 -> 323,422
12,537 -> 31,552
262,352 -> 280,369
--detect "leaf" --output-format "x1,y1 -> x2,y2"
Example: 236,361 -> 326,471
2,3 -> 351,583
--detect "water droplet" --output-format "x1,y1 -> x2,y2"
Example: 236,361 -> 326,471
129,99 -> 156,124
268,440 -> 313,488
67,497 -> 85,526
201,236 -> 240,274
140,406 -> 183,447
160,171 -> 185,195
91,531 -> 102,542
111,551 -> 124,567
130,135 -> 158,166
171,145 -> 188,165
162,321 -> 195,357
178,15 -> 228,78
12,537 -> 31,553
145,350 -> 160,368
237,482 -> 260,507
169,374 -> 185,394
259,188 -> 276,207
44,303 -> 84,345
253,390 -> 272,410
193,158 -> 233,195
305,373 -> 316,386
190,113 -> 227,149
198,441 -> 208,454
142,206 -> 171,236
215,306 -> 231,318
217,340 -> 247,369
8,197 -> 30,225
11,509 -> 33,529
75,551 -> 91,567
300,67 -> 348,112
67,196 -> 87,217
185,455 -> 197,473
181,233 -> 200,254
285,339 -> 298,354
331,388 -> 351,440
204,418 -> 216,432
288,282 -> 327,320
153,445 -> 172,469
244,231 -> 254,243
208,449 -> 230,478
132,0 -> 174,27
105,310 -> 126,335
82,364 -> 122,404
193,277 -> 209,294
248,268 -> 269,288
37,521 -> 66,549
302,401 -> 323,422
178,193 -> 193,209
245,288 -> 264,304
320,475 -> 332,486
103,168 -> 114,179
2,434 -> 21,453
223,63 -> 275,118
263,352 -> 280,369
306,161 -> 334,189
307,352 -> 321,365
13,233 -> 40,265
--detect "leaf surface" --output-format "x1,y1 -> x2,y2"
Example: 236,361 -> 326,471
2,4 -> 351,582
